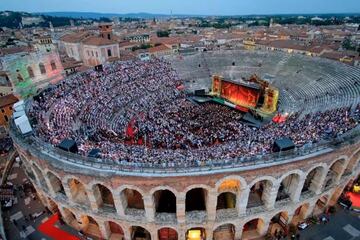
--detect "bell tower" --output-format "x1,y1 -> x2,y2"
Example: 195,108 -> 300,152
99,23 -> 113,40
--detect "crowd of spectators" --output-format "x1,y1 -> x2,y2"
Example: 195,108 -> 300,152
28,58 -> 360,166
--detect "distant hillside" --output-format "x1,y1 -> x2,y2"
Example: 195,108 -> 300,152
38,11 -> 172,19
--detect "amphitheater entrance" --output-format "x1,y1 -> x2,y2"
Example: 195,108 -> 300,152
291,203 -> 310,225
324,160 -> 346,190
47,172 -> 66,197
242,218 -> 266,240
216,192 -> 236,210
153,190 -> 176,214
213,224 -> 235,240
269,211 -> 289,236
313,195 -> 328,215
93,184 -> 116,212
121,188 -> 145,215
276,174 -> 300,203
301,167 -> 325,196
158,227 -> 178,240
186,228 -> 206,240
185,188 -> 207,212
247,180 -> 273,209
106,221 -> 124,240
80,215 -> 101,238
68,178 -> 90,207
131,226 -> 151,240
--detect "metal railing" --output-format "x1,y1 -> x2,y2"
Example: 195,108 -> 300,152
9,119 -> 360,175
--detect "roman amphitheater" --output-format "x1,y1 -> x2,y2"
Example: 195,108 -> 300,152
10,50 -> 360,240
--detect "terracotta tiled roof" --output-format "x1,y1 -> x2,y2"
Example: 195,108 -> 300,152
82,36 -> 117,46
60,32 -> 92,43
148,44 -> 171,53
0,46 -> 32,56
0,94 -> 18,108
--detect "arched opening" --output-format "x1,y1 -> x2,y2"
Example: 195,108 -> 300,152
107,49 -> 112,57
158,227 -> 178,240
216,192 -> 236,210
324,159 -> 346,190
68,178 -> 90,207
93,184 -> 116,211
39,63 -> 46,74
153,190 -> 176,214
269,211 -> 288,237
32,165 -> 48,190
313,195 -> 328,215
50,60 -> 57,70
80,216 -> 101,238
47,197 -> 59,213
121,188 -> 145,215
291,203 -> 310,225
344,150 -> 360,174
247,180 -> 273,209
185,188 -> 207,212
186,228 -> 206,240
61,208 -> 77,228
276,173 -> 300,202
17,73 -> 24,82
242,218 -> 266,239
47,172 -> 66,197
213,224 -> 235,240
218,179 -> 241,193
132,226 -> 151,240
27,66 -> 34,78
106,221 -> 124,239
301,167 -> 325,195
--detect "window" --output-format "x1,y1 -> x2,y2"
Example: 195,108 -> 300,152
91,51 -> 94,57
107,34 -> 111,40
107,49 -> 112,57
87,50 -> 90,56
95,52 -> 98,57
17,74 -> 24,82
1,109 -> 4,113
39,63 -> 46,74
4,115 -> 8,122
70,48 -> 74,56
50,61 -> 57,70
27,67 -> 34,78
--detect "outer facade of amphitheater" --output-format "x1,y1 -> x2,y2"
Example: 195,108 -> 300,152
11,130 -> 360,240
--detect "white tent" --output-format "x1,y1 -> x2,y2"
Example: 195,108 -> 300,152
13,100 -> 25,112
13,110 -> 25,119
14,114 -> 32,134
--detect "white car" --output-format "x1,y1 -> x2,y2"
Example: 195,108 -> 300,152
297,222 -> 309,230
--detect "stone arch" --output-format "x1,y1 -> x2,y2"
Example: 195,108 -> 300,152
131,226 -> 151,240
213,223 -> 235,240
120,187 -> 145,215
276,171 -> 302,202
153,189 -> 176,214
324,158 -> 346,189
80,215 -> 101,238
67,177 -> 90,207
247,176 -> 275,209
242,218 -> 267,239
216,192 -> 236,210
301,165 -> 326,195
345,149 -> 360,173
61,207 -> 78,229
185,187 -> 208,212
186,227 -> 206,240
158,227 -> 178,240
47,197 -> 59,213
313,194 -> 329,215
32,163 -> 48,190
46,171 -> 66,197
269,211 -> 289,235
215,176 -> 247,193
105,221 -> 124,239
291,203 -> 310,225
91,183 -> 116,211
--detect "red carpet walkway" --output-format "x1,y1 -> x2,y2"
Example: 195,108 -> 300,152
38,213 -> 80,240
347,192 -> 360,209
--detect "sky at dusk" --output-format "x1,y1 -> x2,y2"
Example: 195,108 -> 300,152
1,0 -> 360,15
